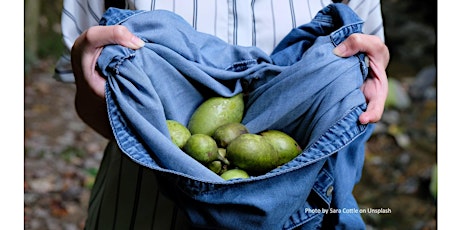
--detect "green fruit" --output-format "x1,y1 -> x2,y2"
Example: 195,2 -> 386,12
218,148 -> 227,159
188,93 -> 244,136
213,122 -> 249,148
217,148 -> 230,165
260,130 -> 302,166
166,120 -> 191,149
183,134 -> 219,164
207,160 -> 223,174
220,168 -> 250,180
226,133 -> 279,175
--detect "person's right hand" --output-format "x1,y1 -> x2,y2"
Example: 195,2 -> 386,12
71,25 -> 145,139
333,33 -> 389,125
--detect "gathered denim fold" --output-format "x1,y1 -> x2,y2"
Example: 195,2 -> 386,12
97,3 -> 374,229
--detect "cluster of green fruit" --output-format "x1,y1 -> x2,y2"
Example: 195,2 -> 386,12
166,93 -> 302,180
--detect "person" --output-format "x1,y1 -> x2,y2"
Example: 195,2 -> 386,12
54,0 -> 389,229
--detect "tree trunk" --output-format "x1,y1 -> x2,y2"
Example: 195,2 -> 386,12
25,0 -> 41,66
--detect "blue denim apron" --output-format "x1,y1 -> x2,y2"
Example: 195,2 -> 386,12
97,3 -> 373,229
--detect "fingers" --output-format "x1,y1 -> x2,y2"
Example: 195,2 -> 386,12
359,102 -> 383,124
359,65 -> 388,124
71,30 -> 107,98
334,34 -> 389,76
333,34 -> 389,66
71,25 -> 145,98
70,25 -> 144,138
85,25 -> 145,49
358,77 -> 387,124
332,33 -> 390,124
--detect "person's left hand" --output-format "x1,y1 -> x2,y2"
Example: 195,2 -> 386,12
333,33 -> 390,124
71,25 -> 145,139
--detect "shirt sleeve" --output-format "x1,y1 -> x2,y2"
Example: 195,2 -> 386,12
347,0 -> 385,42
53,0 -> 106,83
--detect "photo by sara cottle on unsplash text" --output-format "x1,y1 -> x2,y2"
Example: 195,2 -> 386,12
305,207 -> 392,215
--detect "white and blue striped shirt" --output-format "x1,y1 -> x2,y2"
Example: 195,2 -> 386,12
55,0 -> 384,82
54,1 -> 385,229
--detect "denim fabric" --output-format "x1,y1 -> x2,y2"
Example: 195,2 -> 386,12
97,3 -> 374,229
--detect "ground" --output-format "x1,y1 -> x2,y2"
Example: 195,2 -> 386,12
24,59 -> 108,229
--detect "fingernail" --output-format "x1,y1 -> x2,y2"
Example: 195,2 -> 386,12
333,43 -> 346,56
131,36 -> 145,48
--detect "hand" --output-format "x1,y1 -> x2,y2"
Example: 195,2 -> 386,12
333,33 -> 389,124
71,25 -> 145,138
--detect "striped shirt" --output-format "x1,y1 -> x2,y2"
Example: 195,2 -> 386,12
54,0 -> 384,82
54,1 -> 385,229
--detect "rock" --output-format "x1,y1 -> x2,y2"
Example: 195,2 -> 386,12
409,65 -> 437,101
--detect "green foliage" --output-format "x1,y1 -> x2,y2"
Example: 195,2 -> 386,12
60,146 -> 86,163
84,167 -> 99,189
